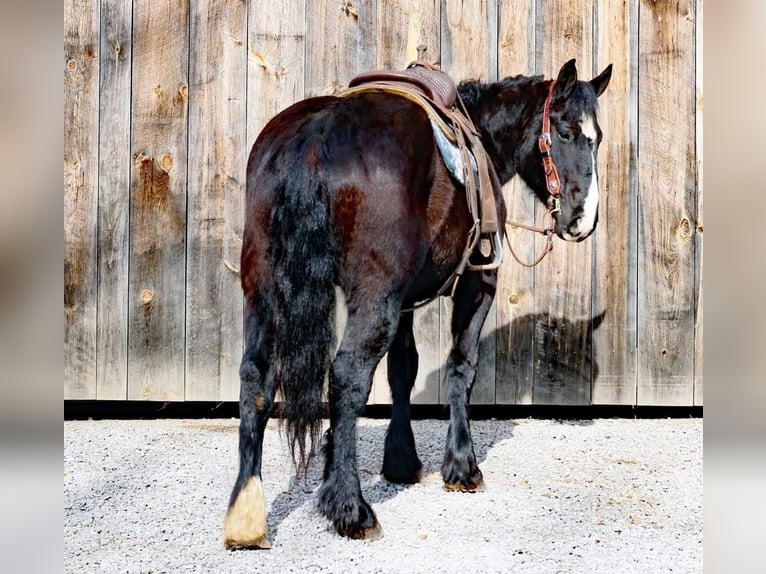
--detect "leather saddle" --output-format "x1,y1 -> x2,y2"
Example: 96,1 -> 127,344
342,54 -> 502,274
349,61 -> 457,113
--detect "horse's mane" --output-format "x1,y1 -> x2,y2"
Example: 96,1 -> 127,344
458,73 -> 598,116
457,74 -> 545,108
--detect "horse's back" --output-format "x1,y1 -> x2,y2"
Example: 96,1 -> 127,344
243,92 -> 466,303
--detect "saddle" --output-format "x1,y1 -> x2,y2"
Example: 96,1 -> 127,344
340,48 -> 502,280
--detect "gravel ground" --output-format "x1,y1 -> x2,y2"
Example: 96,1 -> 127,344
64,417 -> 702,573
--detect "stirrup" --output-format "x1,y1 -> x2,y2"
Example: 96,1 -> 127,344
467,230 -> 503,271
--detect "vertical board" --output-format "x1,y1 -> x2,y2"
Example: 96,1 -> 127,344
377,0 -> 439,69
693,0 -> 703,406
185,0 -> 247,401
64,0 -> 99,399
533,0 -> 595,405
637,0 -> 696,405
96,0 -> 131,400
128,0 -> 189,400
495,0 -> 536,404
305,0 -> 377,97
247,0 -> 306,143
591,0 -> 637,404
440,0 -> 491,81
372,0 -> 442,405
440,0 -> 495,405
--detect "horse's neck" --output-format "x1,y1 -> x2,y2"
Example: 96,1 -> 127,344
457,75 -> 546,185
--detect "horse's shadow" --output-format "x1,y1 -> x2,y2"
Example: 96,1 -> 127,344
267,309 -> 605,538
417,309 -> 605,409
266,418 -> 516,538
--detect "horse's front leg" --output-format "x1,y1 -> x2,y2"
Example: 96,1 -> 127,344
442,269 -> 496,491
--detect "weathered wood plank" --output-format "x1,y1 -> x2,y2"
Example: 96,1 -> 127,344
637,0 -> 696,405
247,0 -> 306,143
305,0 -> 377,97
496,0 -> 536,404
439,0 -> 495,405
96,0 -> 131,400
694,0 -> 703,406
185,0 -> 246,401
64,0 -> 99,399
377,0 -> 439,69
533,0 -> 595,405
440,0 -> 491,81
591,0 -> 637,404
127,0 -> 189,400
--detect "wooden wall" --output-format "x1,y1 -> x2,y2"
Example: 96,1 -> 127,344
64,0 -> 703,406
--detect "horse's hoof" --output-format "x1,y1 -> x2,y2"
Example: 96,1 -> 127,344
348,521 -> 383,540
441,459 -> 484,492
382,465 -> 422,485
338,517 -> 383,541
224,477 -> 271,550
443,477 -> 485,493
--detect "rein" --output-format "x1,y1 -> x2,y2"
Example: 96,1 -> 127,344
505,79 -> 561,268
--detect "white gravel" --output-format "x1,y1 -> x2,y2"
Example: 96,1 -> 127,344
64,417 -> 702,573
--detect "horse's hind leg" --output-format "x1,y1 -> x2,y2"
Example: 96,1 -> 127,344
442,269 -> 497,491
382,311 -> 422,483
318,294 -> 400,539
224,296 -> 275,549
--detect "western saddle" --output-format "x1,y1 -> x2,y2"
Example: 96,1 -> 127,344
339,46 -> 503,300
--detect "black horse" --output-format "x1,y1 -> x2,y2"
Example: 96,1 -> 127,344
224,58 -> 612,548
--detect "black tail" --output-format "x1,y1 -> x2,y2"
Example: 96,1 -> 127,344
269,164 -> 337,470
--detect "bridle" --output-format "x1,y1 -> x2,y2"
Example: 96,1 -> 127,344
505,79 -> 561,268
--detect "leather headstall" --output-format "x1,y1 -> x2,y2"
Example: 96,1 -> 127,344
539,80 -> 562,215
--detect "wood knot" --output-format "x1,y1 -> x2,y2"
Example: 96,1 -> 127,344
341,1 -> 358,18
140,289 -> 154,305
113,42 -> 121,56
509,294 -> 521,305
179,85 -> 189,101
677,218 -> 692,241
67,59 -> 77,71
153,85 -> 163,97
161,154 -> 173,172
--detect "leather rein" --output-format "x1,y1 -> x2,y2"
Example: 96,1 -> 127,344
505,79 -> 562,268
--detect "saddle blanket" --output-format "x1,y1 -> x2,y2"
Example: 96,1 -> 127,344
430,118 -> 477,186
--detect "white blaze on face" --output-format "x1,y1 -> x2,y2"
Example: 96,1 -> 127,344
573,112 -> 599,237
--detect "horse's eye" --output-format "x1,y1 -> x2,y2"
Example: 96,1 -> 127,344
557,131 -> 572,143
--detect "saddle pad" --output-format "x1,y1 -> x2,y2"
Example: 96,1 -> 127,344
431,119 -> 477,186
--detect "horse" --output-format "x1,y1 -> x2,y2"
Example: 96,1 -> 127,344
223,58 -> 612,548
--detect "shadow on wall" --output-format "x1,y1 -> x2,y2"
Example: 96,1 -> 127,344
411,310 -> 607,405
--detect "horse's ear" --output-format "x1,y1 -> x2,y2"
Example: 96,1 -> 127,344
590,64 -> 613,97
554,59 -> 578,100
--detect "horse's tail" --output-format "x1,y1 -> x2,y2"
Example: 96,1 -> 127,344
270,164 -> 336,471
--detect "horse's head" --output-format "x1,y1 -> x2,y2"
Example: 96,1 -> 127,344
522,59 -> 612,242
